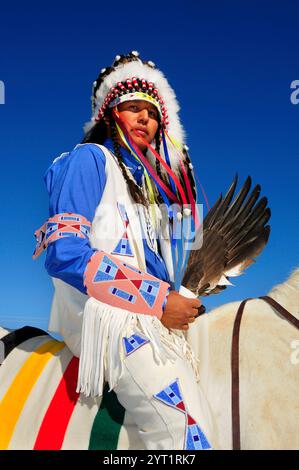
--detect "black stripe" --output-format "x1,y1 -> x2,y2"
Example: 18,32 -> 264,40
0,326 -> 49,364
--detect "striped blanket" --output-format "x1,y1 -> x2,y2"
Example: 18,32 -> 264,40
0,326 -> 144,450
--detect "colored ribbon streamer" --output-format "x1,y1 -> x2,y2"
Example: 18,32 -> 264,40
163,131 -> 200,287
164,130 -> 199,229
161,129 -> 177,197
115,122 -> 159,228
113,109 -> 188,205
114,112 -> 179,205
116,115 -> 184,290
112,108 -> 198,290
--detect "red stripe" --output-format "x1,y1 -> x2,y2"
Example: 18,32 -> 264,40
33,357 -> 79,449
187,414 -> 196,425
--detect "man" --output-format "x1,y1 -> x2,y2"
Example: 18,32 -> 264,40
34,51 -> 216,450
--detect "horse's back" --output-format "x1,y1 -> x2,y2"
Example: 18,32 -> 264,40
203,299 -> 299,449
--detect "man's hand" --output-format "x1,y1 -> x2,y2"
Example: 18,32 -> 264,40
161,291 -> 202,331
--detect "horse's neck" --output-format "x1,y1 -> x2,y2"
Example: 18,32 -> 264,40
186,302 -> 240,389
268,272 -> 299,319
186,314 -> 211,387
186,303 -> 241,449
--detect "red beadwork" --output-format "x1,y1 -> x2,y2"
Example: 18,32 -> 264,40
117,82 -> 126,92
93,77 -> 169,128
132,77 -> 139,89
111,87 -> 119,95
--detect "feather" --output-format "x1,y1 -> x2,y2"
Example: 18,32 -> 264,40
182,176 -> 271,296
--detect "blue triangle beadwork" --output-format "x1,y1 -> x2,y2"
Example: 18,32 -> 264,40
123,333 -> 150,356
112,237 -> 133,256
154,379 -> 212,450
111,203 -> 134,257
93,255 -> 119,282
139,280 -> 160,307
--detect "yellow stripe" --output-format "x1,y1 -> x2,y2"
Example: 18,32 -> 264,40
0,339 -> 65,449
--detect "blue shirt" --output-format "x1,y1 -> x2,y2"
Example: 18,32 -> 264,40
44,139 -> 170,294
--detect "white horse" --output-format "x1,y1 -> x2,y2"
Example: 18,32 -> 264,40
0,269 -> 298,450
186,267 -> 299,450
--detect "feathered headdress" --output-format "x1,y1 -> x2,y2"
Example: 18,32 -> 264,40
83,50 -> 187,172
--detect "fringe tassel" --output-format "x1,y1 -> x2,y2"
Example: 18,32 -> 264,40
76,297 -> 200,397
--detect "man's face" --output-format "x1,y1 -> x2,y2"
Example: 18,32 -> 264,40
116,100 -> 159,151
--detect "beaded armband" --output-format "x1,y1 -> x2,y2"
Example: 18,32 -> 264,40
33,213 -> 91,259
84,251 -> 170,319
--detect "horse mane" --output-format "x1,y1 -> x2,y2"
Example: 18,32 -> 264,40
267,267 -> 299,318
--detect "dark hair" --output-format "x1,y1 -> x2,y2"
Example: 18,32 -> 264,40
81,108 -> 162,206
81,118 -> 108,145
110,120 -> 149,206
182,148 -> 197,202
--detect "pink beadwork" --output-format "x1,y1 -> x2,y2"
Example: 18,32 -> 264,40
84,251 -> 170,318
33,213 -> 91,260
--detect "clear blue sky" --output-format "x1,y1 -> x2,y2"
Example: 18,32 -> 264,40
0,0 -> 298,330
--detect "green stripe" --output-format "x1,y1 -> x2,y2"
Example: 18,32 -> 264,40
88,384 -> 126,450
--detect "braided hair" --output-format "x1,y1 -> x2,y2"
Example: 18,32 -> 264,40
180,147 -> 197,202
110,120 -> 149,206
